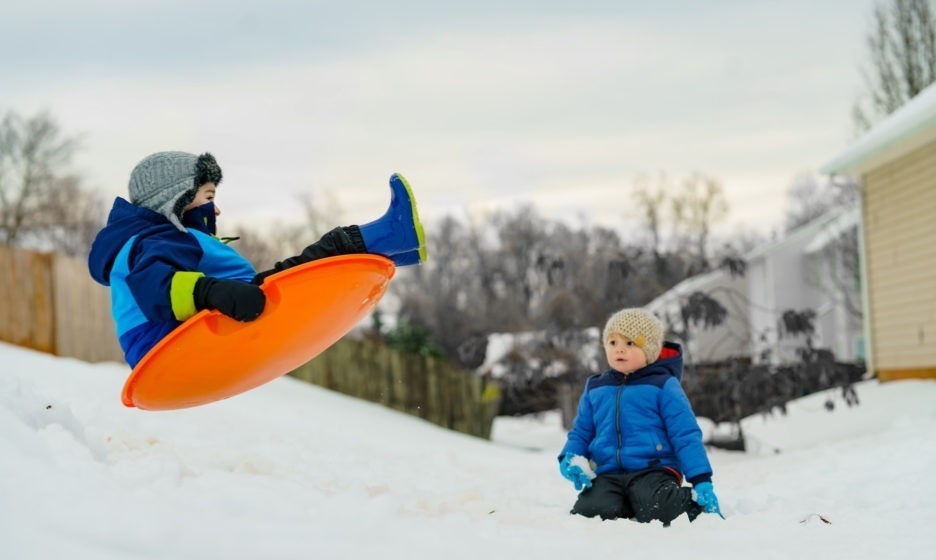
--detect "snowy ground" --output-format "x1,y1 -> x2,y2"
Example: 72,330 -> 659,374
2,341 -> 935,560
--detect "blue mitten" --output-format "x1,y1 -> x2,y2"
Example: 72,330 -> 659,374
693,481 -> 725,519
559,454 -> 595,491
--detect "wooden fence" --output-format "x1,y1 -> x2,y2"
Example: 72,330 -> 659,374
0,246 -> 499,439
290,337 -> 501,439
0,246 -> 123,362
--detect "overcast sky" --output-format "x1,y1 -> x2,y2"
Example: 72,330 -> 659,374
2,0 -> 878,238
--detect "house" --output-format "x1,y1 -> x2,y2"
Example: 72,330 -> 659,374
822,82 -> 936,381
646,206 -> 862,365
744,206 -> 862,365
645,267 -> 750,363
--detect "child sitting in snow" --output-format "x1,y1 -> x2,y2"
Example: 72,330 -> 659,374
88,151 -> 425,367
558,307 -> 722,525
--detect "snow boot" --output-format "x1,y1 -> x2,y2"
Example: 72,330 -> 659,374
358,173 -> 427,265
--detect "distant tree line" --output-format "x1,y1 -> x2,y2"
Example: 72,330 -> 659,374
387,172 -> 737,373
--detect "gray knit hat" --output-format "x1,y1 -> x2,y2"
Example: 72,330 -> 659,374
128,151 -> 222,232
603,308 -> 665,365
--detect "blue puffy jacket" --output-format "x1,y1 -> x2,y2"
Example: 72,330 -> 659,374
88,198 -> 256,367
559,342 -> 712,485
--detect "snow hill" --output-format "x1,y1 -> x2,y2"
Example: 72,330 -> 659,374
1,341 -> 934,559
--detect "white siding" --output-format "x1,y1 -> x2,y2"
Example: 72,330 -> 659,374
645,269 -> 750,363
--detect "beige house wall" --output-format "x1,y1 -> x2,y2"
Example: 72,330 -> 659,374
863,136 -> 936,380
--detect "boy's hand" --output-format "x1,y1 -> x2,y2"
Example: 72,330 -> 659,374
194,277 -> 266,321
693,481 -> 725,519
559,454 -> 596,491
251,268 -> 277,285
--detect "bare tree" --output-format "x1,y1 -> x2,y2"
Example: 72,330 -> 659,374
782,174 -> 863,325
806,228 -> 863,322
391,214 -> 489,361
632,173 -> 668,258
389,202 -> 704,370
784,174 -> 860,232
229,190 -> 347,271
784,174 -> 830,232
295,190 -> 344,240
631,172 -> 729,275
853,0 -> 936,132
670,173 -> 729,271
0,110 -> 104,256
31,175 -> 106,257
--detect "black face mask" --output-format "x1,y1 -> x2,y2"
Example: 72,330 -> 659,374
181,202 -> 217,235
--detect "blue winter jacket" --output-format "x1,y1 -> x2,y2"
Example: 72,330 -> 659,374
88,198 -> 256,367
559,342 -> 712,485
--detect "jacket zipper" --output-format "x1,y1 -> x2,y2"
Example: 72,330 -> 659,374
615,374 -> 627,471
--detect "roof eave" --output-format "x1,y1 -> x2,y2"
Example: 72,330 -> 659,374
822,83 -> 936,175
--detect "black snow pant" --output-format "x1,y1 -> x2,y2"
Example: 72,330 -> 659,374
571,468 -> 703,525
251,226 -> 366,285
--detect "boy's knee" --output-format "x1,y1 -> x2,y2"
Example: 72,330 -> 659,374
571,485 -> 632,520
571,501 -> 627,520
628,471 -> 694,524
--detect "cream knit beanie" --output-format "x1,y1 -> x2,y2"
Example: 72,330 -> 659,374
602,308 -> 665,365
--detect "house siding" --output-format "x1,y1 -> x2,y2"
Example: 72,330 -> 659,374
746,219 -> 861,365
863,135 -> 936,379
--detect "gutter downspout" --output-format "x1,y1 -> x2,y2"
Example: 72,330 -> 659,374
857,179 -> 875,379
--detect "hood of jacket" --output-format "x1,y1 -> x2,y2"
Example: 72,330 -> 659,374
88,197 -> 176,286
626,341 -> 684,382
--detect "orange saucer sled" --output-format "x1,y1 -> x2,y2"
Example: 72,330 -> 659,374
122,254 -> 395,411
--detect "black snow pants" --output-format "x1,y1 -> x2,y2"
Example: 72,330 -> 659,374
251,226 -> 366,284
571,468 -> 703,525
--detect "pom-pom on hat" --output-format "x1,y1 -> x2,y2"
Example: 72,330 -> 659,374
128,151 -> 222,232
603,308 -> 665,365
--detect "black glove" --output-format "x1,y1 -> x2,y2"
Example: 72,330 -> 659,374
193,277 -> 266,321
251,268 -> 277,285
251,227 -> 364,285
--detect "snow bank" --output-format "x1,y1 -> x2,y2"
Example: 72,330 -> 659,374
1,342 -> 934,559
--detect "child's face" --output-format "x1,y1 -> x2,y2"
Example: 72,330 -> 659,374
604,332 -> 648,374
183,183 -> 221,216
